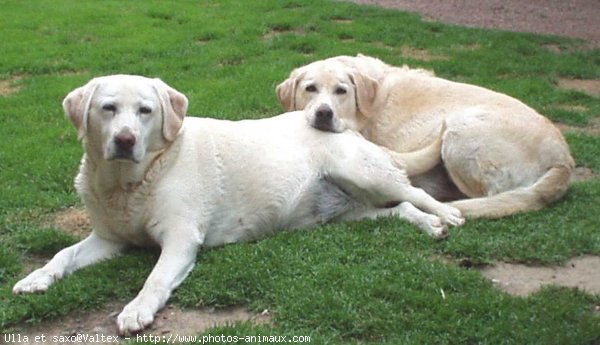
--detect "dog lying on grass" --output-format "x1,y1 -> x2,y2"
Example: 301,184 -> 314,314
13,75 -> 463,335
277,54 -> 575,218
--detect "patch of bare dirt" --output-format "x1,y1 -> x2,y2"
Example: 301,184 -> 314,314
21,255 -> 50,277
557,78 -> 600,99
333,18 -> 353,24
571,166 -> 596,182
554,104 -> 589,113
373,42 -> 448,61
453,43 -> 482,51
400,45 -> 448,61
262,27 -> 305,41
542,44 -> 563,53
0,75 -> 23,96
555,117 -> 600,137
480,255 -> 600,297
50,206 -> 92,239
11,302 -> 270,344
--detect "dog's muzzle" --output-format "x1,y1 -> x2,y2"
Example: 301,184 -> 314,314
312,104 -> 336,132
112,130 -> 137,161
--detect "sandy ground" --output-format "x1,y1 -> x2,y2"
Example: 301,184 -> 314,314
11,302 -> 270,345
481,256 -> 600,296
349,0 -> 600,48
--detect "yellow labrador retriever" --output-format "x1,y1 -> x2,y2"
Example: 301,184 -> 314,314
277,54 -> 575,218
13,75 -> 463,335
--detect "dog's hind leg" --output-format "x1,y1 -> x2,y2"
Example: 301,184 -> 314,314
326,138 -> 464,237
382,121 -> 446,176
341,201 -> 449,238
442,110 -> 574,218
13,232 -> 125,294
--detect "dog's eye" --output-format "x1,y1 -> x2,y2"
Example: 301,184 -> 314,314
335,87 -> 347,95
305,85 -> 317,92
102,104 -> 116,112
139,106 -> 152,114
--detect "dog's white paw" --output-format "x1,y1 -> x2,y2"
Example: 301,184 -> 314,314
438,205 -> 465,227
419,214 -> 448,239
13,269 -> 57,294
117,300 -> 156,336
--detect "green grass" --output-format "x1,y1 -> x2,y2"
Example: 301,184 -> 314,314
1,0 -> 599,344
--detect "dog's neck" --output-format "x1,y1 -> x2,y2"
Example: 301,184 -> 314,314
354,113 -> 374,140
82,138 -> 181,195
87,151 -> 162,193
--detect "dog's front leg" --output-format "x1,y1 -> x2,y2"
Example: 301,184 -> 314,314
116,228 -> 202,336
13,232 -> 125,294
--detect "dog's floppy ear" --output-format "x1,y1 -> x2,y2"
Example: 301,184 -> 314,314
152,78 -> 188,142
349,71 -> 379,118
62,79 -> 100,141
276,68 -> 305,111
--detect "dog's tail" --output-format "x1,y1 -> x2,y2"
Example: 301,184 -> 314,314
448,164 -> 572,218
386,122 -> 445,176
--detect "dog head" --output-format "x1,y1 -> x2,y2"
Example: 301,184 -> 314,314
63,75 -> 188,163
276,59 -> 378,133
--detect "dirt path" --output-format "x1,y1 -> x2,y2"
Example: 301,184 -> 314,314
349,0 -> 600,48
480,255 -> 600,296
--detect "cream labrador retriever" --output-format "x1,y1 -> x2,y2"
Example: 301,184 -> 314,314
13,75 -> 463,335
277,54 -> 575,218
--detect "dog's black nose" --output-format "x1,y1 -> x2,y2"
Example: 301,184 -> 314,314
313,104 -> 336,132
114,132 -> 136,150
315,105 -> 333,122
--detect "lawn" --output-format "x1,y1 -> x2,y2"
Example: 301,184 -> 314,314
1,0 -> 599,344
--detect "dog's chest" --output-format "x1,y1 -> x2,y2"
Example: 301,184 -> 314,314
78,174 -> 155,246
